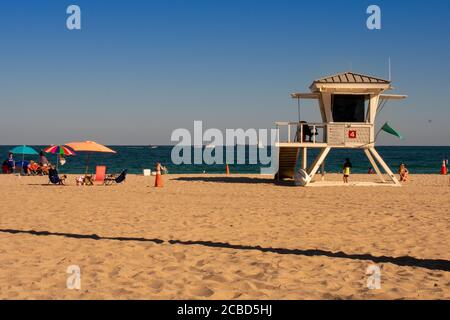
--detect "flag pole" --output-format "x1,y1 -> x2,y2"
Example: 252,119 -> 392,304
374,128 -> 383,142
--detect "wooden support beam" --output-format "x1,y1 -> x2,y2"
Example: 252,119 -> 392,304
364,148 -> 386,183
307,147 -> 331,183
369,148 -> 400,186
321,161 -> 325,181
301,148 -> 307,170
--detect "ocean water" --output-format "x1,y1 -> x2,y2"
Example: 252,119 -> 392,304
1,146 -> 449,175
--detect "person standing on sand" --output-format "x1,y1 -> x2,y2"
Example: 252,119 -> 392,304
155,163 -> 168,175
343,158 -> 352,183
7,153 -> 15,173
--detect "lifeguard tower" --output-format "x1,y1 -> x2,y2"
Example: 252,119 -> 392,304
275,72 -> 406,186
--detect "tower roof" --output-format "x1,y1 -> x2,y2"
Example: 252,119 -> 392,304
312,72 -> 390,84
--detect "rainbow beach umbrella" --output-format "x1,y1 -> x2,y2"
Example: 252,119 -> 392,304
44,145 -> 76,156
44,145 -> 76,170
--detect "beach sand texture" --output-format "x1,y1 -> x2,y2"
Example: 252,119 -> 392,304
0,173 -> 449,300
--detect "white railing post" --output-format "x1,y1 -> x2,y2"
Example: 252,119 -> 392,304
288,124 -> 291,143
313,125 -> 316,144
300,124 -> 303,143
276,124 -> 280,144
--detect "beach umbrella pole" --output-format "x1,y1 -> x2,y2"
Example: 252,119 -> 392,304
21,145 -> 25,174
64,141 -> 116,175
86,153 -> 90,175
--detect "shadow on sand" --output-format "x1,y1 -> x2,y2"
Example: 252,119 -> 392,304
173,176 -> 294,186
26,184 -> 66,187
1,228 -> 449,272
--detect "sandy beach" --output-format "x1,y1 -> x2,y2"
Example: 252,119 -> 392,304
0,173 -> 449,300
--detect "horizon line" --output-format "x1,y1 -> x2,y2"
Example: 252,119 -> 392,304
0,144 -> 450,148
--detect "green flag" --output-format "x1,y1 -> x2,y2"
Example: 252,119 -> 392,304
381,122 -> 403,140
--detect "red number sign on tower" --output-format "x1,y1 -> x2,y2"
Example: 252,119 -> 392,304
348,130 -> 357,139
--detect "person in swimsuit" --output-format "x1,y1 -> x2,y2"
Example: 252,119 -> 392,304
399,163 -> 409,182
343,158 -> 352,183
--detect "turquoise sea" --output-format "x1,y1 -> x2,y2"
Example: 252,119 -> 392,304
1,146 -> 449,175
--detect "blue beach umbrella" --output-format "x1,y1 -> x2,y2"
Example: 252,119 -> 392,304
9,145 -> 39,155
9,145 -> 39,164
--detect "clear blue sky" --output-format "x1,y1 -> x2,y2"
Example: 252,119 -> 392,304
0,0 -> 449,145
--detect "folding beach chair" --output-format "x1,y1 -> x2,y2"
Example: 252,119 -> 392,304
94,166 -> 107,183
104,169 -> 127,186
48,168 -> 66,185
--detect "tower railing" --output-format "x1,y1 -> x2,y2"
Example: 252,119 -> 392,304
275,122 -> 327,144
275,122 -> 373,146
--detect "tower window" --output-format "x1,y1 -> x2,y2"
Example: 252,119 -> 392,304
332,95 -> 367,122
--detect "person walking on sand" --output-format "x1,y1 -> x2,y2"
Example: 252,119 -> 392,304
343,158 -> 352,184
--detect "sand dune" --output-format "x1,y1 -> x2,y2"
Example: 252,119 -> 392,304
0,173 -> 449,300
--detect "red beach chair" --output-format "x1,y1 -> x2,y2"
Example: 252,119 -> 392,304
94,166 -> 107,183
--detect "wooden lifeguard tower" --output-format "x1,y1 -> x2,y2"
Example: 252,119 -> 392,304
275,72 -> 407,186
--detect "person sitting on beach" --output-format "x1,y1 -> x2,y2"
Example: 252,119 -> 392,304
36,151 -> 50,175
343,158 -> 352,183
48,166 -> 67,185
22,161 -> 30,175
2,160 -> 9,174
297,121 -> 318,143
399,163 -> 409,182
28,161 -> 39,175
39,151 -> 50,166
37,165 -> 49,176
